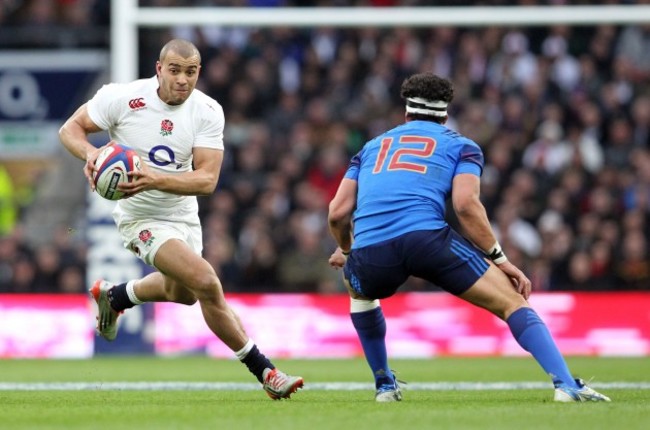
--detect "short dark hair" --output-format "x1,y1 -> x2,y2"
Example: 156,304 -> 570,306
159,39 -> 201,64
400,73 -> 454,123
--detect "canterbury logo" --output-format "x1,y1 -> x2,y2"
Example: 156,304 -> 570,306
128,98 -> 146,109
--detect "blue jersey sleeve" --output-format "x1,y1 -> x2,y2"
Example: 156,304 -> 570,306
344,149 -> 362,181
454,139 -> 484,177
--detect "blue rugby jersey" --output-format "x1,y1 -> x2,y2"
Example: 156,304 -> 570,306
345,120 -> 484,248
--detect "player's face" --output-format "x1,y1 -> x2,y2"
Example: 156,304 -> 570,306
156,52 -> 201,105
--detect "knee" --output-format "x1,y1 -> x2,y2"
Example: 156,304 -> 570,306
498,298 -> 528,321
189,273 -> 224,303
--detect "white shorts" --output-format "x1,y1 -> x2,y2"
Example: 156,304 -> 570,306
117,219 -> 203,266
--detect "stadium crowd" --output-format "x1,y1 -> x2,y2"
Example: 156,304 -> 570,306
0,0 -> 649,294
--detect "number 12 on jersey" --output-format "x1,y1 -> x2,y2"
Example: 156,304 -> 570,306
372,135 -> 437,174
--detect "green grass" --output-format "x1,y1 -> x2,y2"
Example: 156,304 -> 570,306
0,357 -> 648,430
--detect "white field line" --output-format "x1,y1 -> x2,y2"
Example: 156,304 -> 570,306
0,381 -> 649,391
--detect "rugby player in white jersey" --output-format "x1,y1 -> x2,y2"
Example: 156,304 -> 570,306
59,39 -> 303,400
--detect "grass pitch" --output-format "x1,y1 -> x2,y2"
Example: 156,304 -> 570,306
0,357 -> 648,430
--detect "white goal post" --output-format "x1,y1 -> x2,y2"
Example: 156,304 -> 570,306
111,0 -> 650,84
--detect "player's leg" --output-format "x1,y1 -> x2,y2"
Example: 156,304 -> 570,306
152,238 -> 303,399
459,265 -> 578,385
343,247 -> 405,402
128,271 -> 197,304
92,218 -> 303,398
153,239 -> 247,348
343,280 -> 400,402
91,268 -> 198,342
408,228 -> 578,388
407,228 -> 609,402
90,221 -> 200,340
459,265 -> 610,401
92,239 -> 247,346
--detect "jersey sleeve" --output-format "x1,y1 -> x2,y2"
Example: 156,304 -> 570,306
194,101 -> 225,150
454,138 -> 484,177
344,149 -> 363,181
86,83 -> 124,131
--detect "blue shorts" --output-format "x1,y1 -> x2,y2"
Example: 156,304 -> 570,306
343,227 -> 490,299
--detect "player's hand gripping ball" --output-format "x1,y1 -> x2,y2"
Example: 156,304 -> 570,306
92,143 -> 142,200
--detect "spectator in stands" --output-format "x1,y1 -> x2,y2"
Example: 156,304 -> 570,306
488,30 -> 538,90
615,24 -> 650,85
563,123 -> 604,174
306,146 -> 348,203
589,240 -> 616,290
604,116 -> 635,169
202,211 -> 239,290
630,95 -> 650,148
561,251 -> 595,291
32,245 -> 62,292
278,212 -> 339,293
522,120 -> 572,177
491,203 -> 542,260
236,211 -> 278,290
9,256 -> 37,294
58,265 -> 85,294
542,26 -> 580,93
615,231 -> 650,290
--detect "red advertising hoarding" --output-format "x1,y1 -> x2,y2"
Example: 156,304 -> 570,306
1,293 -> 649,358
0,294 -> 93,358
154,292 -> 650,358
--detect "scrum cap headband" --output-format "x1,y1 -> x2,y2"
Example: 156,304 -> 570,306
406,97 -> 448,117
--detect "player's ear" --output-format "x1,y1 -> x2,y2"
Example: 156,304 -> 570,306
156,61 -> 162,76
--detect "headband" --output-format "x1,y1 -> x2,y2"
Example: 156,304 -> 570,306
405,97 -> 448,117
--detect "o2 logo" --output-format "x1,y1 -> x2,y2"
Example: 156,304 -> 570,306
0,71 -> 48,119
148,145 -> 182,169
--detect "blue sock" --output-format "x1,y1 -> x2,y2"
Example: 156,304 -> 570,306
106,283 -> 134,312
507,307 -> 578,388
240,345 -> 273,384
351,307 -> 392,389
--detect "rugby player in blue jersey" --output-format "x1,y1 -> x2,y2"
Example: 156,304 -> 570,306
328,72 -> 609,403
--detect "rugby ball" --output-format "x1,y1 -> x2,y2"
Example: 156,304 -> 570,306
92,143 -> 142,200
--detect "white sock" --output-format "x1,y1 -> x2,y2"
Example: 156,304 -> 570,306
350,297 -> 380,313
126,280 -> 144,305
235,338 -> 255,360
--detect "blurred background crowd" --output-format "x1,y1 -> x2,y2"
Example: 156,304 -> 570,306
0,0 -> 649,295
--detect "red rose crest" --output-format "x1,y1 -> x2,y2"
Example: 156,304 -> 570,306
138,229 -> 153,244
160,119 -> 174,136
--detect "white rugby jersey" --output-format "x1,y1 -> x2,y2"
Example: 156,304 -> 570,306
87,76 -> 225,223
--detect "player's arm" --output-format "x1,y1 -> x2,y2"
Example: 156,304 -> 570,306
328,178 -> 357,266
451,173 -> 497,253
121,147 -> 223,196
59,103 -> 103,160
59,103 -> 112,189
452,173 -> 531,297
